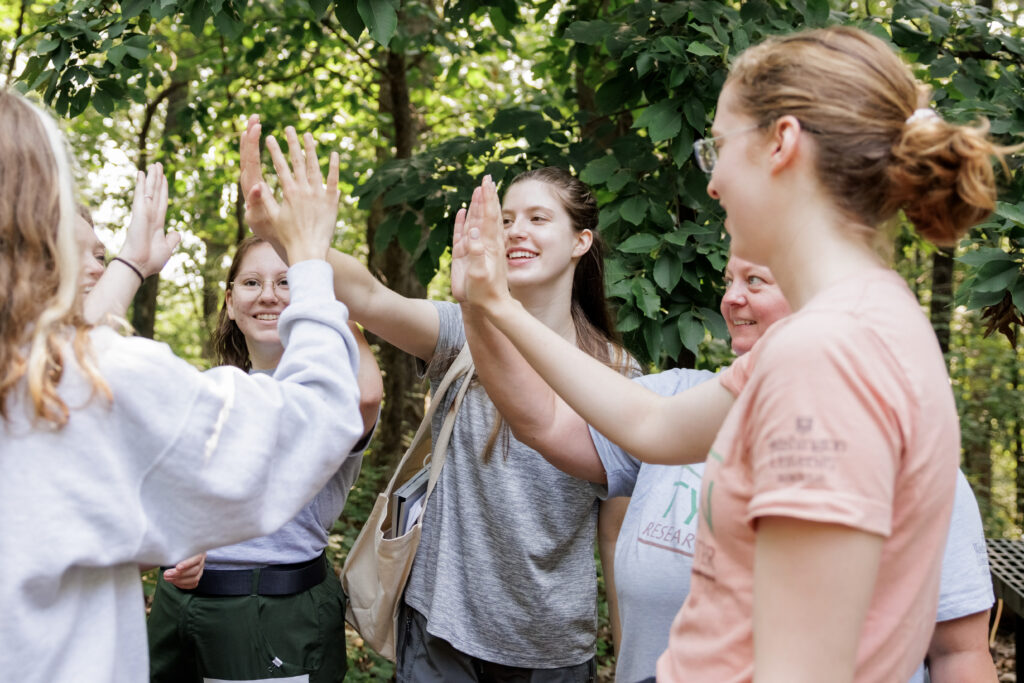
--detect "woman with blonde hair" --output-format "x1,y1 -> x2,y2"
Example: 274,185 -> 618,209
457,26 -> 1011,682
0,91 -> 365,682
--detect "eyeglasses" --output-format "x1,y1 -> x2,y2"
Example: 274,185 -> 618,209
229,276 -> 289,299
692,124 -> 763,174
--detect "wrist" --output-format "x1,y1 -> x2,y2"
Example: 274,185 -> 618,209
111,255 -> 146,283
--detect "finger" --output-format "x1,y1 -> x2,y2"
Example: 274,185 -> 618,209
265,134 -> 295,191
465,185 -> 484,228
240,118 -> 265,197
247,181 -> 281,224
144,163 -> 159,204
284,126 -> 307,186
326,151 -> 340,197
164,230 -> 181,253
130,170 -> 146,213
155,174 -> 169,229
303,132 -> 323,186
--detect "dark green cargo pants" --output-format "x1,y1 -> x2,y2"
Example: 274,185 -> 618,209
147,569 -> 347,682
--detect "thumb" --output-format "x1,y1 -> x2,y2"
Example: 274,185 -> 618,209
165,231 -> 181,251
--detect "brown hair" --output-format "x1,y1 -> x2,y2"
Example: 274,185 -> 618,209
0,90 -> 108,426
727,26 -> 1011,246
482,167 -> 633,461
210,236 -> 268,371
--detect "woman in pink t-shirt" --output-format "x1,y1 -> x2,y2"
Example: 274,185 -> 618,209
454,26 -> 1010,683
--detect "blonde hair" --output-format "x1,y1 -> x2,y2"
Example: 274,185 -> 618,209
727,26 -> 1012,246
0,90 -> 108,426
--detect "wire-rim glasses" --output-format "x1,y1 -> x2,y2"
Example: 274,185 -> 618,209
229,277 -> 290,299
692,124 -> 763,174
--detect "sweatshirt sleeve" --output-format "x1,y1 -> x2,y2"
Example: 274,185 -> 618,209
128,259 -> 364,564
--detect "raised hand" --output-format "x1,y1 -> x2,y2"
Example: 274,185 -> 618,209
162,552 -> 206,590
240,119 -> 340,264
117,163 -> 179,277
239,115 -> 275,242
461,176 -> 511,312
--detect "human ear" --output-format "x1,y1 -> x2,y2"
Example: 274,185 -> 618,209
768,115 -> 803,174
572,229 -> 594,258
225,290 -> 237,321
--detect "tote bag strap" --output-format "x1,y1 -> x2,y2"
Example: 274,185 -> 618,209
384,343 -> 473,490
422,349 -> 474,505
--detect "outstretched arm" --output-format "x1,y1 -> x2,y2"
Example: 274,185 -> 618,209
458,177 -> 733,466
351,322 -> 383,440
239,115 -> 438,360
83,163 -> 180,323
454,185 -> 607,482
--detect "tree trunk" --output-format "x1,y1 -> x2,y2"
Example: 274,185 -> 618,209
131,81 -> 188,337
929,246 -> 954,355
365,47 -> 427,469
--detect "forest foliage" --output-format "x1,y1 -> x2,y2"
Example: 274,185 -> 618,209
3,0 -> 1022,555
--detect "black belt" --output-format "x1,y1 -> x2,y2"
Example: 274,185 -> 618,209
182,552 -> 328,597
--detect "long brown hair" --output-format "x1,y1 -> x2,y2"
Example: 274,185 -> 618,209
0,90 -> 108,426
210,236 -> 267,371
727,26 -> 1012,246
482,167 -> 634,462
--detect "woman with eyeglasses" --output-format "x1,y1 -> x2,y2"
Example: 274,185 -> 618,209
0,89 -> 367,682
455,25 -> 1010,682
146,235 -> 382,683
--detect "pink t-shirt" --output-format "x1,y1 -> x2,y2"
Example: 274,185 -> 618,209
657,269 -> 958,682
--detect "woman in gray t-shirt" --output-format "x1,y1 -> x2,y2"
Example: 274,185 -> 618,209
241,156 -> 631,680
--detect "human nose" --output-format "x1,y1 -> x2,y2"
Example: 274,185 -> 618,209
706,173 -> 720,200
722,282 -> 746,306
257,280 -> 280,300
506,216 -> 527,240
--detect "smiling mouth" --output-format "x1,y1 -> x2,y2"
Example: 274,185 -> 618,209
255,313 -> 280,321
507,250 -> 537,262
732,319 -> 756,326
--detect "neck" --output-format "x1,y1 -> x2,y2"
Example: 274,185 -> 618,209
511,278 -> 578,343
248,343 -> 283,372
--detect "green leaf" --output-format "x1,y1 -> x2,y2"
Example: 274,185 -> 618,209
580,155 -> 619,185
120,0 -> 150,19
803,0 -> 830,26
972,263 -> 1019,293
619,196 -> 649,226
653,252 -> 682,291
683,97 -> 706,133
686,41 -> 718,57
678,312 -> 705,354
335,2 -> 365,40
617,232 -> 659,254
634,99 -> 681,144
309,0 -> 330,17
617,306 -> 642,333
213,10 -> 244,40
632,278 -> 661,318
995,202 -> 1024,225
957,247 -> 1015,268
358,0 -> 399,47
92,89 -> 114,116
564,20 -> 612,45
36,37 -> 61,54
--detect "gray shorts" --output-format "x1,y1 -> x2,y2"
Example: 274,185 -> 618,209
396,603 -> 596,683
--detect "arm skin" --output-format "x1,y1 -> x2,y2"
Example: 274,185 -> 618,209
351,322 -> 384,439
457,177 -> 734,466
83,163 -> 180,324
753,517 -> 883,683
598,497 -> 629,657
926,610 -> 998,683
238,114 -> 438,361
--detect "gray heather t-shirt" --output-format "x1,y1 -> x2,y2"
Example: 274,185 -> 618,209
206,368 -> 370,569
590,368 -> 714,682
403,301 -> 602,668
